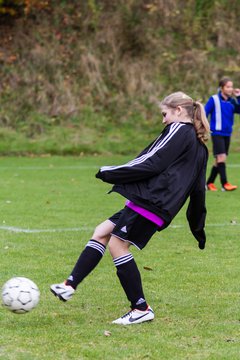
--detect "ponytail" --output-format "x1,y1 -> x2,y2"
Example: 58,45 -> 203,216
161,92 -> 210,144
193,101 -> 210,144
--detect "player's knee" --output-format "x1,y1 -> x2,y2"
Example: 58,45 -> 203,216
92,225 -> 105,241
216,153 -> 226,163
92,224 -> 101,238
108,236 -> 130,258
92,221 -> 112,244
108,239 -> 115,255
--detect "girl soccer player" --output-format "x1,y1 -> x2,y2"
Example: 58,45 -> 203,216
51,92 -> 209,325
205,77 -> 240,191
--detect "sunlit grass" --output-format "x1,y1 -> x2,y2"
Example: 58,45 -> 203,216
0,154 -> 239,359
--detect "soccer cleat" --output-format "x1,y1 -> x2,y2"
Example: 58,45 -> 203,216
206,183 -> 218,191
50,282 -> 75,302
112,306 -> 154,325
222,182 -> 237,191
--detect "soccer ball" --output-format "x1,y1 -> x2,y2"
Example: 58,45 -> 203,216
2,277 -> 40,314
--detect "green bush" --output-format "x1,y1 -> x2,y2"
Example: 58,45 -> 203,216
0,1 -> 240,154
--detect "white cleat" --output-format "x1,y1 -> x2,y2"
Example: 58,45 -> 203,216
112,306 -> 154,325
50,282 -> 75,302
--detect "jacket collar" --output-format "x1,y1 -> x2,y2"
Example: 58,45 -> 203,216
218,91 -> 230,101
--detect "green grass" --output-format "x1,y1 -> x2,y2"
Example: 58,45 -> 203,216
0,154 -> 239,360
0,114 -> 239,156
0,105 -> 161,156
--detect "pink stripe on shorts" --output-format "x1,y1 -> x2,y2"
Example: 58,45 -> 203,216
126,200 -> 164,228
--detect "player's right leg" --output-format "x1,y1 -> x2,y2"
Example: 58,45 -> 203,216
206,161 -> 218,191
50,218 -> 115,301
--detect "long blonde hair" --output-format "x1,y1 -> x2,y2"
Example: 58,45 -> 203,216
160,91 -> 210,144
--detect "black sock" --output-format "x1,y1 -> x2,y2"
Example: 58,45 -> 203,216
66,239 -> 106,289
114,254 -> 148,311
217,162 -> 227,186
207,166 -> 218,184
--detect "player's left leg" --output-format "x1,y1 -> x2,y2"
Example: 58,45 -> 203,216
217,156 -> 237,191
109,235 -> 154,325
219,137 -> 237,191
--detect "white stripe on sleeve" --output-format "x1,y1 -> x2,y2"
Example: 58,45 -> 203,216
100,123 -> 184,173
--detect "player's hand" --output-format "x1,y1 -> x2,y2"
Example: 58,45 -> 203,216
192,229 -> 206,250
233,88 -> 240,97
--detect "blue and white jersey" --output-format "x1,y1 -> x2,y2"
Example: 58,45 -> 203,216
205,91 -> 240,136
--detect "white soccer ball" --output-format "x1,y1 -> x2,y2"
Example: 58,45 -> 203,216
2,277 -> 40,314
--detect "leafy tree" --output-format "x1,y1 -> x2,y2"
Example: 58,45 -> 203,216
0,0 -> 49,17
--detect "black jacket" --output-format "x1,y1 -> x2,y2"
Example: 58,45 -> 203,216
96,122 -> 209,248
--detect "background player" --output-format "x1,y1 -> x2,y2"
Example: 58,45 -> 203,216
205,76 -> 240,191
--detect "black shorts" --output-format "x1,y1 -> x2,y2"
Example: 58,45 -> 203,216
109,207 -> 159,250
212,135 -> 230,156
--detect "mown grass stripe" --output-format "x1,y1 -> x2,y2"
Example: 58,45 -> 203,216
0,223 -> 239,233
0,164 -> 239,170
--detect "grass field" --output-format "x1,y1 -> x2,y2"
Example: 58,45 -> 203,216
0,154 -> 239,360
